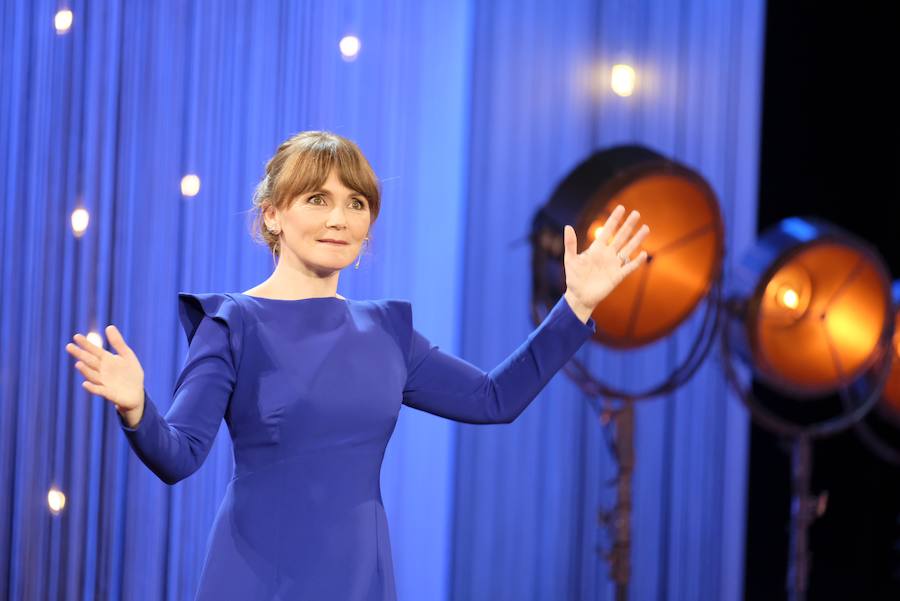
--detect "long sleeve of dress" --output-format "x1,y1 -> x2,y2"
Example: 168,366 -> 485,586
393,295 -> 596,424
117,293 -> 242,485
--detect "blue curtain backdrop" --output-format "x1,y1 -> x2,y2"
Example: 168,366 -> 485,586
452,1 -> 765,599
0,1 -> 765,600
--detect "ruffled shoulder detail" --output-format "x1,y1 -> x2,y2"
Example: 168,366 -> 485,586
176,293 -> 244,367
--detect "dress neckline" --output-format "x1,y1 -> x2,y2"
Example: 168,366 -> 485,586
237,292 -> 349,303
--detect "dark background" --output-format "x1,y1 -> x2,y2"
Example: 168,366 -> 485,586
746,2 -> 900,600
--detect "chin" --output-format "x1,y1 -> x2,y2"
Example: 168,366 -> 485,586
309,259 -> 353,275
288,246 -> 357,274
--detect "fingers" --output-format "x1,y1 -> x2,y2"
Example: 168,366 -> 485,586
74,360 -> 102,384
71,333 -> 104,359
67,329 -> 122,401
563,224 -> 578,257
618,223 -> 650,259
596,205 -> 626,246
105,325 -> 132,358
621,250 -> 649,277
609,209 -> 642,252
81,381 -> 105,397
65,342 -> 100,370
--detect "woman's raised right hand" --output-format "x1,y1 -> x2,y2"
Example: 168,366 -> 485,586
65,325 -> 145,425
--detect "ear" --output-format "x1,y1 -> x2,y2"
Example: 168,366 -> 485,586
263,203 -> 278,229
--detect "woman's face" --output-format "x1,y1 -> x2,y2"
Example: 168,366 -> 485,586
267,168 -> 371,276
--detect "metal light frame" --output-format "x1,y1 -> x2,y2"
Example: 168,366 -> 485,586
720,217 -> 895,601
530,144 -> 726,601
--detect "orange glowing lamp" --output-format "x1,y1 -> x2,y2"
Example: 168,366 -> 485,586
529,145 -> 726,599
729,218 -> 893,399
532,145 -> 725,350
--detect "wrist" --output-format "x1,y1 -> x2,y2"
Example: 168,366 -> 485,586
119,406 -> 144,429
117,394 -> 145,428
564,290 -> 594,324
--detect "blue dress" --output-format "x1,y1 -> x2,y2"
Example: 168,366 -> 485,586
119,292 -> 595,600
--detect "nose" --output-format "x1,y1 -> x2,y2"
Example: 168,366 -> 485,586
325,204 -> 349,229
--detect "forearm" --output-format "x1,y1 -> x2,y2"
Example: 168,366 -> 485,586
119,389 -> 211,485
118,298 -> 236,485
486,295 -> 596,422
403,295 -> 596,424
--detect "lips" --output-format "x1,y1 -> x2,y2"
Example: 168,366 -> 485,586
318,239 -> 349,245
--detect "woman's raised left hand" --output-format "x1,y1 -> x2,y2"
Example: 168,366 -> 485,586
563,205 -> 650,322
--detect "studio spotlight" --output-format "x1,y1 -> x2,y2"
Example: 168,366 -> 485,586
531,145 -> 725,599
728,218 -> 892,400
533,145 -> 724,351
722,218 -> 894,601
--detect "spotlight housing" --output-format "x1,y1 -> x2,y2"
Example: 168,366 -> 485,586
532,145 -> 724,350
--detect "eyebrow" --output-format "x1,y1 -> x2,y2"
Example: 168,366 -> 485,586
308,189 -> 365,199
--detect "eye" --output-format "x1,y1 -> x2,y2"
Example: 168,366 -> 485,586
307,195 -> 326,205
350,198 -> 367,210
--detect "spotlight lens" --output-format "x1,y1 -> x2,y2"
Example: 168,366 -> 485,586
753,241 -> 889,394
535,145 -> 724,349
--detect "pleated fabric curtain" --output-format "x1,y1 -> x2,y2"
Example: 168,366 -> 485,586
0,0 -> 764,600
1,1 -> 470,599
450,1 -> 765,600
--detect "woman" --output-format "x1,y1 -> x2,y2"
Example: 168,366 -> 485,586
65,131 -> 649,600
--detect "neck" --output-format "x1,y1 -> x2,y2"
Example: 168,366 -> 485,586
261,254 -> 341,298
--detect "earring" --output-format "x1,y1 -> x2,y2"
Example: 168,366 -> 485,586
354,237 -> 369,270
271,241 -> 279,269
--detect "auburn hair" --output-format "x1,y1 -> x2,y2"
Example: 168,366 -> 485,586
250,131 -> 380,257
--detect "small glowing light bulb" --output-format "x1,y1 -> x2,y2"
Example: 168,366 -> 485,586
181,174 -> 201,197
610,64 -> 636,97
781,288 -> 799,310
71,208 -> 89,236
55,9 -> 73,34
48,488 -> 66,513
588,215 -> 609,241
86,331 -> 103,348
339,36 -> 361,60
